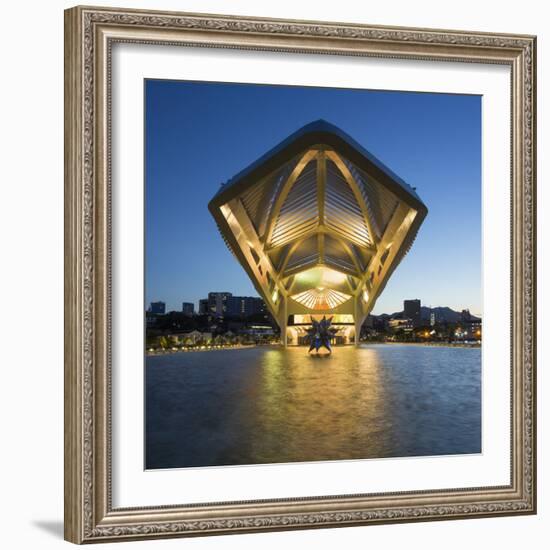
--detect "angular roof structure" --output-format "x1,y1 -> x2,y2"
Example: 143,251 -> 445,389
209,120 -> 427,345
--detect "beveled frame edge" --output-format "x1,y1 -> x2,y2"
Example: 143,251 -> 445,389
64,5 -> 537,544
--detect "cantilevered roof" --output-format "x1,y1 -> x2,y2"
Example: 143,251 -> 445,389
209,120 -> 427,324
213,120 -> 425,207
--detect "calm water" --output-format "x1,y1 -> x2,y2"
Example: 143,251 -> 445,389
145,344 -> 481,469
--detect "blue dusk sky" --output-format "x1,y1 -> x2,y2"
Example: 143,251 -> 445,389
145,80 -> 481,316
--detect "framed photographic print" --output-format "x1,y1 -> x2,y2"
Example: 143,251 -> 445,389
64,5 -> 537,544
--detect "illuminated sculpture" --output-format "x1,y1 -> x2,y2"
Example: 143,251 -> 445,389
209,120 -> 427,346
307,316 -> 335,354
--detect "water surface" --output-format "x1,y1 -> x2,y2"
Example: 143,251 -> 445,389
146,344 -> 481,469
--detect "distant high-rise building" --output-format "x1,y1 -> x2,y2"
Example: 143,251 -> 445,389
208,292 -> 233,317
460,309 -> 481,340
404,299 -> 421,327
227,296 -> 266,317
181,302 -> 194,316
149,301 -> 165,315
430,311 -> 436,327
198,298 -> 209,315
461,309 -> 473,322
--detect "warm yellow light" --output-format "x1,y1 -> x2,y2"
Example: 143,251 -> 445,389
291,288 -> 351,310
362,289 -> 369,303
293,314 -> 354,324
320,267 -> 347,285
294,266 -> 347,287
272,289 -> 278,303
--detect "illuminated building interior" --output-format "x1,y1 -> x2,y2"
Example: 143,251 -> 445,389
209,120 -> 427,345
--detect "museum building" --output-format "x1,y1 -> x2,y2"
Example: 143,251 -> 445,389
209,120 -> 427,345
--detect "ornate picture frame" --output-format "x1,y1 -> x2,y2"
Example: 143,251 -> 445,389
64,5 -> 536,543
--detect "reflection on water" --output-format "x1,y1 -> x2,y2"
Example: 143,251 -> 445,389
145,345 -> 481,469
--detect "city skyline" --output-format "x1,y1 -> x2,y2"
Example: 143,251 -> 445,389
147,294 -> 481,319
146,80 -> 482,316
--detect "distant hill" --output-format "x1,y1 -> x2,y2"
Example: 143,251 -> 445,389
372,306 -> 481,324
423,307 -> 480,323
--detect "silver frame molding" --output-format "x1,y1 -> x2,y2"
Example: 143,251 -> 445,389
64,5 -> 537,544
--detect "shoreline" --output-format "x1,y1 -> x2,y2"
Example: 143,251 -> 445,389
363,341 -> 481,348
146,344 -> 271,356
146,341 -> 480,356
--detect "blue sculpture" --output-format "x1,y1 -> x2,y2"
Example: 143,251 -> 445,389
307,316 -> 335,354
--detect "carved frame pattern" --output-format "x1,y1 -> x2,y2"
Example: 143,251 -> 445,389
64,5 -> 536,544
